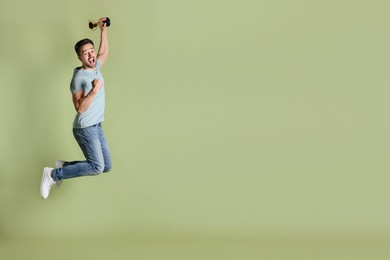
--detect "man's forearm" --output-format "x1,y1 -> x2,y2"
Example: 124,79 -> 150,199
75,90 -> 97,113
98,28 -> 108,57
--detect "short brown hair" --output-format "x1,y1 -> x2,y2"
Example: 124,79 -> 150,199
74,38 -> 94,55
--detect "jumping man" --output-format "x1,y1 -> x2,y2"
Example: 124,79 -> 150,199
40,17 -> 112,199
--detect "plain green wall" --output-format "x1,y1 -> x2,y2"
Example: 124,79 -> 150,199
1,0 -> 390,240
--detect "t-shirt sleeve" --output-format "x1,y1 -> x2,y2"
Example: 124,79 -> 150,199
70,74 -> 84,94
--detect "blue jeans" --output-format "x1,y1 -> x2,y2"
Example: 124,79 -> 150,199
52,123 -> 112,181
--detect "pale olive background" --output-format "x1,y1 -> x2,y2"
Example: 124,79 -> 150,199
1,0 -> 390,259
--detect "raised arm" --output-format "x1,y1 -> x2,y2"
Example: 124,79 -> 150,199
97,17 -> 109,67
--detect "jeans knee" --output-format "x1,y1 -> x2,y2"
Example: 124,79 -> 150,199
103,164 -> 112,173
91,163 -> 105,175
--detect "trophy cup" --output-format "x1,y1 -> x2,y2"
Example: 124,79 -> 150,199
89,17 -> 111,30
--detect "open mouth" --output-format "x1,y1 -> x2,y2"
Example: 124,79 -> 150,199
89,58 -> 96,66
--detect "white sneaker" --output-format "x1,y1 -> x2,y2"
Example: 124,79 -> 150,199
40,167 -> 55,199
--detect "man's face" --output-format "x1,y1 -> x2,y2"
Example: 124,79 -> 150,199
78,43 -> 96,69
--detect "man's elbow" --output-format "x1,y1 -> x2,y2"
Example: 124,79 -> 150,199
75,106 -> 86,114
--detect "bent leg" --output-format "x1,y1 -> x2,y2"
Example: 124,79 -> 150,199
52,126 -> 105,181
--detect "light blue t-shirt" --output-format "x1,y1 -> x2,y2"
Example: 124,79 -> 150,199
70,61 -> 105,128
